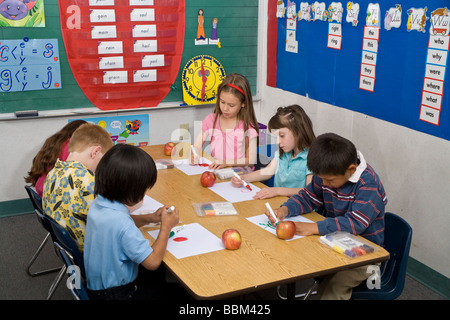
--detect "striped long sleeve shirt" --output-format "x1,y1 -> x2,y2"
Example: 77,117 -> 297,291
283,156 -> 387,246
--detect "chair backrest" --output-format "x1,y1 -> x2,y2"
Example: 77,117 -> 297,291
381,212 -> 413,293
45,215 -> 86,278
24,185 -> 44,213
54,242 -> 89,300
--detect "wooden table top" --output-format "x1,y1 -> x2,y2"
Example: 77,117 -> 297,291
140,144 -> 390,299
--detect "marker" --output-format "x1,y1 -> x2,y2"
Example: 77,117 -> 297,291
232,171 -> 252,191
169,225 -> 184,238
167,206 -> 175,213
265,202 -> 279,225
190,145 -> 208,166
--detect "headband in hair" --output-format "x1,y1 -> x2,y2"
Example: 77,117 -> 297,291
226,84 -> 245,97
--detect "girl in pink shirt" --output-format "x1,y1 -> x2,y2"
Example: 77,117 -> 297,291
192,73 -> 259,169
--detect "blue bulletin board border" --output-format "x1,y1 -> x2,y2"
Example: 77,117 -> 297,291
272,0 -> 450,141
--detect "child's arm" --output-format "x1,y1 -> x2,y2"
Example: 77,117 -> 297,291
256,173 -> 313,198
231,157 -> 278,187
140,207 -> 179,271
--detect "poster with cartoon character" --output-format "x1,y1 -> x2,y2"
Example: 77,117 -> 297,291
0,0 -> 45,27
71,114 -> 150,146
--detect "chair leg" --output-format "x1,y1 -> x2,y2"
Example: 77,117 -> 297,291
26,233 -> 62,277
46,265 -> 67,300
276,281 -> 318,300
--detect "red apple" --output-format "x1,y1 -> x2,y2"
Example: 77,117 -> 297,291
222,229 -> 241,250
164,142 -> 176,156
276,221 -> 296,240
200,171 -> 216,187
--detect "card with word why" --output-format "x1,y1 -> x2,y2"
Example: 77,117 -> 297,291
246,214 -> 314,241
147,223 -> 224,259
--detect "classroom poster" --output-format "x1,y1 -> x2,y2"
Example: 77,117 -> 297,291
58,0 -> 185,110
268,0 -> 450,142
0,38 -> 61,92
0,0 -> 45,27
71,114 -> 150,146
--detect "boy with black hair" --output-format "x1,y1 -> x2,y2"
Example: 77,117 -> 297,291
266,132 -> 387,299
84,144 -> 181,300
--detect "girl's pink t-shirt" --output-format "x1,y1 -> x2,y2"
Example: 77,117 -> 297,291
201,113 -> 258,162
35,139 -> 70,197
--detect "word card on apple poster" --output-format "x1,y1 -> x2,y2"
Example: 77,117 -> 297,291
419,7 -> 450,126
89,0 -> 159,85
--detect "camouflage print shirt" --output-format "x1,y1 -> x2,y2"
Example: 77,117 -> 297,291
42,159 -> 95,252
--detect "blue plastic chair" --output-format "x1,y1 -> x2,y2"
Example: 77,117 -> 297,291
45,214 -> 86,279
24,186 -> 62,278
54,242 -> 89,300
351,212 -> 413,300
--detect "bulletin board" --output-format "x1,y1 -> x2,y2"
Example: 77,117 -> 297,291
267,0 -> 450,141
0,0 -> 258,113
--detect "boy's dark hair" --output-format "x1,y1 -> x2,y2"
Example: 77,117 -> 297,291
95,144 -> 157,206
307,133 -> 358,176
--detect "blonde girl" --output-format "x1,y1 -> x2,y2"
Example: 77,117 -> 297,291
192,73 -> 259,170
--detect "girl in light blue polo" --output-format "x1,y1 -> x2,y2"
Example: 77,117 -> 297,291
231,105 -> 315,199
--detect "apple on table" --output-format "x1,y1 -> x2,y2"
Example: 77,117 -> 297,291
222,229 -> 241,250
276,221 -> 296,240
200,171 -> 216,187
164,142 -> 176,156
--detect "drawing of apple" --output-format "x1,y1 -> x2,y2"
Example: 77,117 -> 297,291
276,221 -> 296,240
200,171 -> 216,187
164,142 -> 176,156
222,229 -> 241,250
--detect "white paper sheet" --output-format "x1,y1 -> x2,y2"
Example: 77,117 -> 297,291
147,223 -> 224,259
172,158 -> 212,175
130,195 -> 164,227
246,214 -> 314,241
208,181 -> 261,203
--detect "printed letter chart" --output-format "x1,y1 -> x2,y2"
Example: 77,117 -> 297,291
419,10 -> 450,126
0,39 -> 62,92
359,26 -> 379,92
359,4 -> 380,92
285,1 -> 298,53
327,2 -> 343,50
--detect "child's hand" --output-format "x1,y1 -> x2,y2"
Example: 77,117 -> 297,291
264,206 -> 288,226
209,160 -> 225,170
253,187 -> 279,200
190,148 -> 199,165
230,175 -> 244,188
160,206 -> 179,231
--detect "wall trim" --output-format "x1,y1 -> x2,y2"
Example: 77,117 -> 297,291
0,199 -> 33,218
407,257 -> 450,299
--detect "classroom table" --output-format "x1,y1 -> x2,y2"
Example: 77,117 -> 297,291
140,144 -> 390,300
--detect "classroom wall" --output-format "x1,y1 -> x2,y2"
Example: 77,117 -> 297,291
256,1 -> 450,280
0,0 -> 448,282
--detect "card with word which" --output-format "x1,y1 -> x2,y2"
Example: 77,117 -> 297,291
246,214 -> 314,241
147,223 -> 224,259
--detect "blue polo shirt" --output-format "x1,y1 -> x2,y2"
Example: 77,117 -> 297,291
84,195 -> 153,291
274,149 -> 312,189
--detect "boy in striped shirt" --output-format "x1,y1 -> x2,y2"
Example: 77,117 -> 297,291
266,132 -> 387,299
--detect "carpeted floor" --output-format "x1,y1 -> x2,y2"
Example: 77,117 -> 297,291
0,213 -> 446,301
